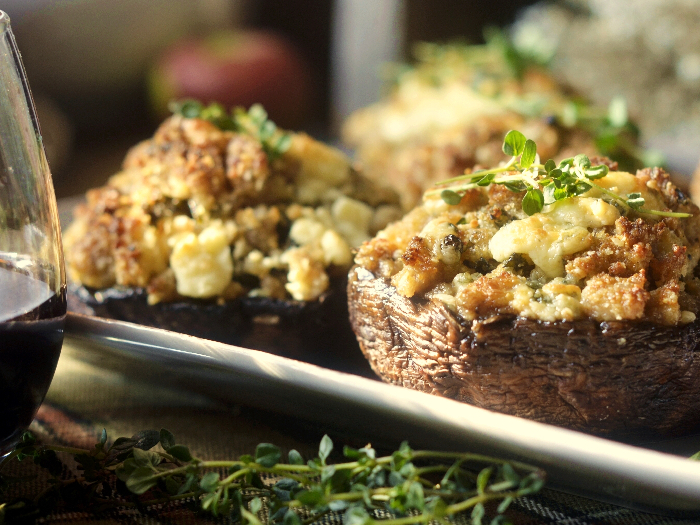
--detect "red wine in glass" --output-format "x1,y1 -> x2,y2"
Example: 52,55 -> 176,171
0,256 -> 65,453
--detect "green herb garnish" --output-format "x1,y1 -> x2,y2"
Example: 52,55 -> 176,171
234,104 -> 293,162
0,430 -> 545,523
558,96 -> 660,173
434,130 -> 690,218
168,100 -> 292,162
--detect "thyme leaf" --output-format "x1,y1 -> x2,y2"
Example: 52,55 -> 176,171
0,430 -> 545,524
520,139 -> 537,169
522,188 -> 544,216
502,130 -> 526,157
434,130 -> 690,219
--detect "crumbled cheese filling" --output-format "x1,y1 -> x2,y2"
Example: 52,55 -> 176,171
355,167 -> 700,325
170,224 -> 234,298
489,197 -> 620,278
65,116 -> 401,304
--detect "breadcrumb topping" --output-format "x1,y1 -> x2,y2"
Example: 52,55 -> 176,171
355,165 -> 700,325
341,46 -> 597,211
65,115 -> 401,303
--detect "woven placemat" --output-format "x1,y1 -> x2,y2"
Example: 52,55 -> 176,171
1,352 -> 698,523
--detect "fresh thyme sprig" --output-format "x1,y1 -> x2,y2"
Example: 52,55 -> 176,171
233,104 -> 293,162
0,429 -> 545,524
168,100 -> 292,162
434,130 -> 689,219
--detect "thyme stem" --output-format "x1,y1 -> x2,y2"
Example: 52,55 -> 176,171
1,430 -> 544,523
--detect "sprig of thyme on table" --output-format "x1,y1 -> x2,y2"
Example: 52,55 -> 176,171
434,130 -> 689,219
0,429 -> 544,524
168,99 -> 292,162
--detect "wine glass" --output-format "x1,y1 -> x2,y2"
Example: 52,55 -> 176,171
0,11 -> 66,455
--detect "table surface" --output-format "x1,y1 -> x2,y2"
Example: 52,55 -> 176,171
2,340 -> 700,524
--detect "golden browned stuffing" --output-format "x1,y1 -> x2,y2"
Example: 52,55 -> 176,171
65,112 -> 401,304
355,166 -> 700,325
342,41 -> 644,211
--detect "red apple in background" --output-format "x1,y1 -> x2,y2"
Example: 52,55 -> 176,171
148,30 -> 314,129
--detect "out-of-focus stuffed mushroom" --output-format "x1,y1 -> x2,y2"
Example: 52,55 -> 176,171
64,102 -> 402,372
343,35 -> 648,211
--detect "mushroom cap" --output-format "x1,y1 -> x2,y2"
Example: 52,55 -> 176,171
348,265 -> 700,438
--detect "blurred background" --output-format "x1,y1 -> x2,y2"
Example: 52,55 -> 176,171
4,0 -> 700,198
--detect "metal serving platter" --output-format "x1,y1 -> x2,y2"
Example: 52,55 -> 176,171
64,312 -> 700,516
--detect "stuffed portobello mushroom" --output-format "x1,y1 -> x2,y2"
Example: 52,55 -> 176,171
342,37 -> 648,211
348,131 -> 700,437
64,102 -> 401,371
